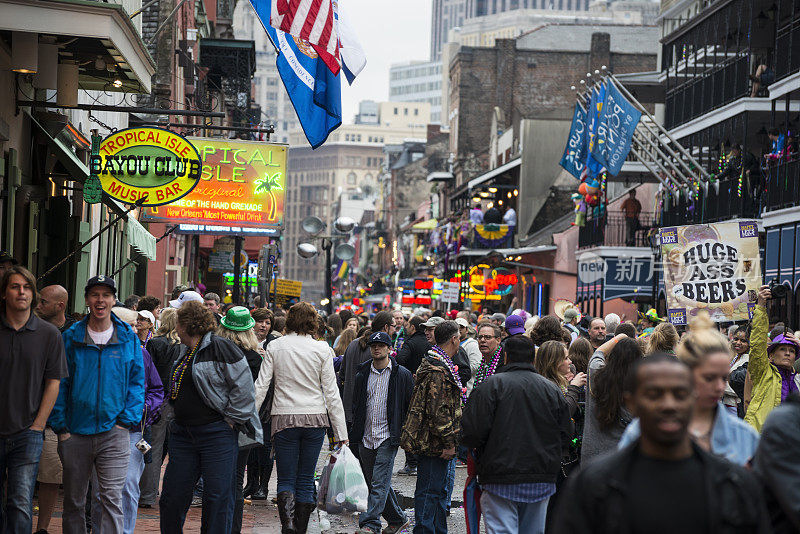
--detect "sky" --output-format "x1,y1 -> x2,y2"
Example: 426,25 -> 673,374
339,0 -> 432,124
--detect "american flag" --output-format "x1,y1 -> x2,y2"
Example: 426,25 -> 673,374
271,0 -> 340,75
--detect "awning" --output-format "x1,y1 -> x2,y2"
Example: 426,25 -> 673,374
0,0 -> 155,92
412,218 -> 438,231
126,215 -> 157,261
456,245 -> 557,259
467,157 -> 521,190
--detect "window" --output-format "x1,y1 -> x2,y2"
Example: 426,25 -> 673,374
404,108 -> 408,115
414,108 -> 419,116
347,172 -> 356,184
394,107 -> 398,114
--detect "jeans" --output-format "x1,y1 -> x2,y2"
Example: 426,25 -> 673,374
0,428 -> 44,534
445,458 -> 456,511
358,442 -> 406,532
159,420 -> 238,534
59,426 -> 130,534
139,402 -> 173,505
413,455 -> 449,534
273,427 -> 326,503
92,431 -> 144,534
480,490 -> 549,534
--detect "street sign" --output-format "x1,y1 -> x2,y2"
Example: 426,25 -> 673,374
440,282 -> 461,303
275,278 -> 303,297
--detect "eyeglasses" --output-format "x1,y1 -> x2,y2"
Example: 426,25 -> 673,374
477,335 -> 499,340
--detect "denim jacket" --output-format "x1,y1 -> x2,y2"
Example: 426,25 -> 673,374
618,401 -> 759,466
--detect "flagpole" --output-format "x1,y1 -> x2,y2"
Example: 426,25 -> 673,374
574,88 -> 678,194
601,68 -> 712,182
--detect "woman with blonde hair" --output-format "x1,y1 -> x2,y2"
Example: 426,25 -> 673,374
216,307 -> 271,534
534,340 -> 586,415
646,321 -> 679,355
619,311 -> 759,465
254,302 -> 347,533
139,307 -> 182,508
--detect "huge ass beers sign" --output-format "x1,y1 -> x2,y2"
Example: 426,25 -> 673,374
90,127 -> 202,206
660,221 -> 761,324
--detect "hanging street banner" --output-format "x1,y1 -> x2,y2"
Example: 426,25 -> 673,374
141,139 -> 286,233
591,81 -> 642,176
660,221 -> 761,325
603,256 -> 655,301
90,127 -> 202,206
559,103 -> 588,180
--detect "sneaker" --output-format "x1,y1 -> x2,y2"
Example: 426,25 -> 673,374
383,519 -> 411,534
455,459 -> 467,468
396,466 -> 416,476
191,496 -> 202,507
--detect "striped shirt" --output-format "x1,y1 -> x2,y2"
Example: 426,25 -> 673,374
481,482 -> 556,504
362,360 -> 392,449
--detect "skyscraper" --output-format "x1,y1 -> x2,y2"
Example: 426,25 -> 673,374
431,0 -> 467,60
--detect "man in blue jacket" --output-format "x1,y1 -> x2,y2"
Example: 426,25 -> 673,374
351,332 -> 414,534
50,275 -> 145,534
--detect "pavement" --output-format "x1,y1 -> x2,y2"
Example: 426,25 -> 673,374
34,447 -> 474,533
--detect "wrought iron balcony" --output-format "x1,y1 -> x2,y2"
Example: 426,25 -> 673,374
578,212 -> 655,249
763,156 -> 800,211
661,177 -> 760,226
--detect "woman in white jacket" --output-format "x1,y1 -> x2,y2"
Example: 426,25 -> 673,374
254,302 -> 348,534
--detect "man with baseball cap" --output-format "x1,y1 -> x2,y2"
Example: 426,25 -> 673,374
169,290 -> 204,309
563,308 -> 581,342
50,275 -> 145,534
351,332 -> 413,534
503,315 -> 526,338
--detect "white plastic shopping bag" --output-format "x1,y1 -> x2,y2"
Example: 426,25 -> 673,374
323,444 -> 369,514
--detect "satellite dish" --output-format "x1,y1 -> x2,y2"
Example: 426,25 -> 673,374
333,216 -> 356,233
334,243 -> 356,261
297,243 -> 319,259
301,216 -> 325,235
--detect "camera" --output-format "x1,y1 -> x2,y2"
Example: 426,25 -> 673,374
135,438 -> 151,454
769,279 -> 788,299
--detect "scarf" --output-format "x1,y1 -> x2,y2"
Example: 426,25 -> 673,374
778,366 -> 799,402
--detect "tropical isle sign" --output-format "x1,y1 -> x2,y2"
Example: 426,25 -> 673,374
89,127 -> 202,206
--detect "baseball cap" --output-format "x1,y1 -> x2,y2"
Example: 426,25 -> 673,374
85,275 -> 116,295
422,316 -> 445,328
137,310 -> 156,324
169,290 -> 204,309
455,317 -> 470,329
367,331 -> 392,346
0,251 -> 18,265
563,308 -> 581,321
504,314 -> 526,336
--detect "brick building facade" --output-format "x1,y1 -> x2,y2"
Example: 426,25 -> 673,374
448,26 -> 659,188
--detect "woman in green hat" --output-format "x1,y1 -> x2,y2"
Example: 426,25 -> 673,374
216,306 -> 265,534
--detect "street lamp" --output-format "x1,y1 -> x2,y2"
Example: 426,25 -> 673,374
298,216 -> 356,315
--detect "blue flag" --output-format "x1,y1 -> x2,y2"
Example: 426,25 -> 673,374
584,83 -> 606,181
591,81 -> 642,176
249,0 -> 342,149
559,103 -> 588,180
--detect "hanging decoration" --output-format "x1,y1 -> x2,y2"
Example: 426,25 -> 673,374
474,224 -> 512,248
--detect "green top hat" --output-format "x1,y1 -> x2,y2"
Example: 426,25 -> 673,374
221,306 -> 255,331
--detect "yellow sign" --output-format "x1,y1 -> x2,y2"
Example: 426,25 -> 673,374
141,139 -> 286,228
275,278 -> 303,297
90,127 -> 202,206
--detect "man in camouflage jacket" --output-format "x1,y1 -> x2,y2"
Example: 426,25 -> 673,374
401,320 -> 464,534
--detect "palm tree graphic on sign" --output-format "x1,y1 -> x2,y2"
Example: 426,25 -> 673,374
254,172 -> 283,221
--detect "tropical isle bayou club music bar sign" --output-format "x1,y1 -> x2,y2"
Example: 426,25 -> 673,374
90,127 -> 286,235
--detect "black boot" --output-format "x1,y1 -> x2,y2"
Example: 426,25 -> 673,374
295,502 -> 315,534
277,491 -> 297,534
242,451 -> 259,498
252,457 -> 273,500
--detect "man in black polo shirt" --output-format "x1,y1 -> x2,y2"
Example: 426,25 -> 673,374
0,265 -> 67,533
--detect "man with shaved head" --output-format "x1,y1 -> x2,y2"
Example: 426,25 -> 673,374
36,285 -> 75,333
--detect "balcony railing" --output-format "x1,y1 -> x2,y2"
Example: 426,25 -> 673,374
664,54 -> 750,129
578,212 -> 655,249
775,13 -> 800,81
661,177 -> 760,226
763,157 -> 800,212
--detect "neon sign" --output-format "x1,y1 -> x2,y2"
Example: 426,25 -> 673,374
468,265 -> 518,296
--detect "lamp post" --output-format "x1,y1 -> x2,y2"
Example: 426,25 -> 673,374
298,216 -> 356,315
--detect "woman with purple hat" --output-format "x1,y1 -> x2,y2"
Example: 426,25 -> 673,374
745,285 -> 800,431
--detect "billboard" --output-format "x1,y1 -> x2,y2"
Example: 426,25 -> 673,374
661,221 -> 761,324
140,138 -> 286,230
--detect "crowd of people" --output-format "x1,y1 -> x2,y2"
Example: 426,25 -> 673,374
0,253 -> 798,534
